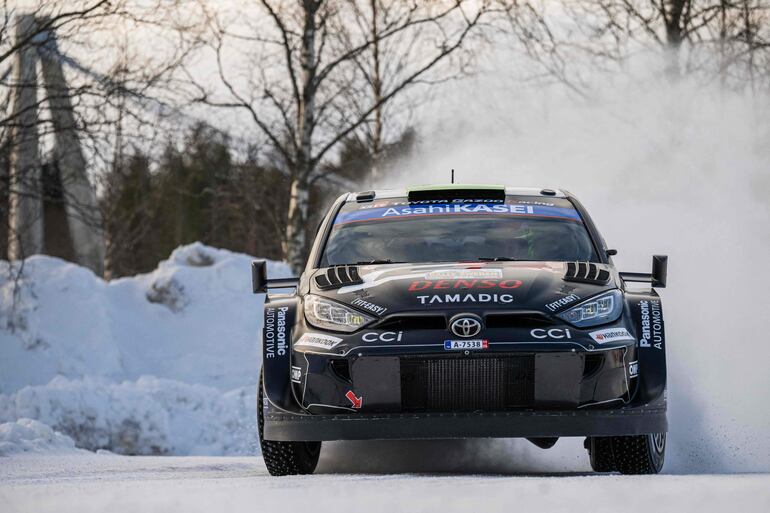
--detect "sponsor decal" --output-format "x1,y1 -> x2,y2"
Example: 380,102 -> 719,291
350,297 -> 387,315
361,331 -> 403,343
290,366 -> 302,383
384,204 -> 535,217
639,300 -> 664,350
336,263 -> 497,294
408,279 -> 522,291
545,293 -> 580,312
360,198 -> 505,208
589,327 -> 635,344
531,328 -> 572,340
629,360 -> 639,377
294,333 -> 343,350
333,203 -> 583,225
417,293 -> 514,305
444,339 -> 488,350
264,306 -> 289,359
424,268 -> 502,280
345,390 -> 363,409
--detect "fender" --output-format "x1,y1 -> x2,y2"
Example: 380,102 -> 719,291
625,291 -> 667,405
262,297 -> 305,413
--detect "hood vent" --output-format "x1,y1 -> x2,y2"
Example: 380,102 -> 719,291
564,262 -> 611,285
314,265 -> 363,290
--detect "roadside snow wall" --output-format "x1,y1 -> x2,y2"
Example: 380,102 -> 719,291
0,243 -> 290,455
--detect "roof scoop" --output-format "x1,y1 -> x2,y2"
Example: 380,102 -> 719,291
407,184 -> 505,202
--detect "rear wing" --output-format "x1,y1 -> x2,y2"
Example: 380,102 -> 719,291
620,255 -> 668,288
251,260 -> 299,294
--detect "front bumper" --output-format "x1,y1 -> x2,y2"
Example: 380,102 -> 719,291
295,346 -> 635,414
263,401 -> 667,441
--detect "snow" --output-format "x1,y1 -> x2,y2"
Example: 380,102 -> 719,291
0,454 -> 768,513
0,419 -> 83,456
0,243 -> 290,456
0,376 -> 257,455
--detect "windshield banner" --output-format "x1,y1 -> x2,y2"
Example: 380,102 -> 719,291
334,203 -> 583,226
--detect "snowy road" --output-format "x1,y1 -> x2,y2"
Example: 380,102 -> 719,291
1,452 -> 768,513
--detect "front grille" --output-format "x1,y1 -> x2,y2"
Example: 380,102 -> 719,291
400,355 -> 535,412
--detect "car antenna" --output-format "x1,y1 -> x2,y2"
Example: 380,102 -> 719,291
451,169 -> 455,184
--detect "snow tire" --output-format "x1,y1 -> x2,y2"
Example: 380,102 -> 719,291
587,433 -> 665,475
611,433 -> 665,475
258,369 -> 321,476
587,436 -> 616,473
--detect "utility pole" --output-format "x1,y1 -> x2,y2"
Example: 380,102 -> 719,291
39,19 -> 105,275
8,14 -> 43,261
7,13 -> 105,275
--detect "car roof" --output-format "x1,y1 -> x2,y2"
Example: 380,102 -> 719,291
344,185 -> 570,202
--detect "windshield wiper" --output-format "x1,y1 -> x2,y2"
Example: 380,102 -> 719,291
477,257 -> 518,262
354,259 -> 402,265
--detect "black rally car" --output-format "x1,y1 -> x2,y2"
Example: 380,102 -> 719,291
253,185 -> 668,475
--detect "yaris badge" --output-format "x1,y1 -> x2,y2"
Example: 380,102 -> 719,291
450,316 -> 482,338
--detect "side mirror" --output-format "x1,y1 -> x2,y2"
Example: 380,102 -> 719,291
652,254 -> 667,288
252,260 -> 267,294
619,254 -> 668,288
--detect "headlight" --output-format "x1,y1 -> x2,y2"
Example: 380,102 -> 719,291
556,290 -> 623,327
304,294 -> 375,333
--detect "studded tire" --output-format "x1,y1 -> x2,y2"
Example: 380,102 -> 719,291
258,368 -> 321,476
611,433 -> 666,475
587,434 -> 665,475
587,436 -> 616,473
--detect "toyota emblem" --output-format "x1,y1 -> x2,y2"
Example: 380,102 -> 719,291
450,315 -> 482,338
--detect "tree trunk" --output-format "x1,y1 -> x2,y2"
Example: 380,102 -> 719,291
369,0 -> 383,187
663,0 -> 687,78
8,14 -> 43,261
283,171 -> 310,273
284,0 -> 319,275
742,0 -> 756,95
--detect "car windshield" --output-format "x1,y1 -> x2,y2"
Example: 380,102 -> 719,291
320,196 -> 599,266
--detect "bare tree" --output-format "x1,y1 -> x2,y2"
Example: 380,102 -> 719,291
189,0 -> 499,273
568,0 -> 770,83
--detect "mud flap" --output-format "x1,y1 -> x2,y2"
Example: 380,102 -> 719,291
262,297 -> 305,413
626,292 -> 666,405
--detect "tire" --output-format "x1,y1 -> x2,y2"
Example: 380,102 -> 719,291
586,434 -> 666,475
258,368 -> 321,476
612,433 -> 665,475
587,436 -> 616,473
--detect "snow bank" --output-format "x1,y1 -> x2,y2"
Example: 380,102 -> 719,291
0,243 -> 289,455
0,376 -> 257,455
0,418 -> 83,456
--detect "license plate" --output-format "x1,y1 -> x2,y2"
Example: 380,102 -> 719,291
444,339 -> 488,350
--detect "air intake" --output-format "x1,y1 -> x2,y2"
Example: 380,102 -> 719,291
314,265 -> 363,290
400,355 -> 535,412
564,262 -> 611,285
407,185 -> 505,203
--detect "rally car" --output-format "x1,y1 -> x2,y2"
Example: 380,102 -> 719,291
253,185 -> 668,475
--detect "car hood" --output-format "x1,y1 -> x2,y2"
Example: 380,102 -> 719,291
309,261 -> 618,316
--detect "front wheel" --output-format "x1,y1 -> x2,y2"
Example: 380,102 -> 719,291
258,368 -> 321,476
587,433 -> 666,475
